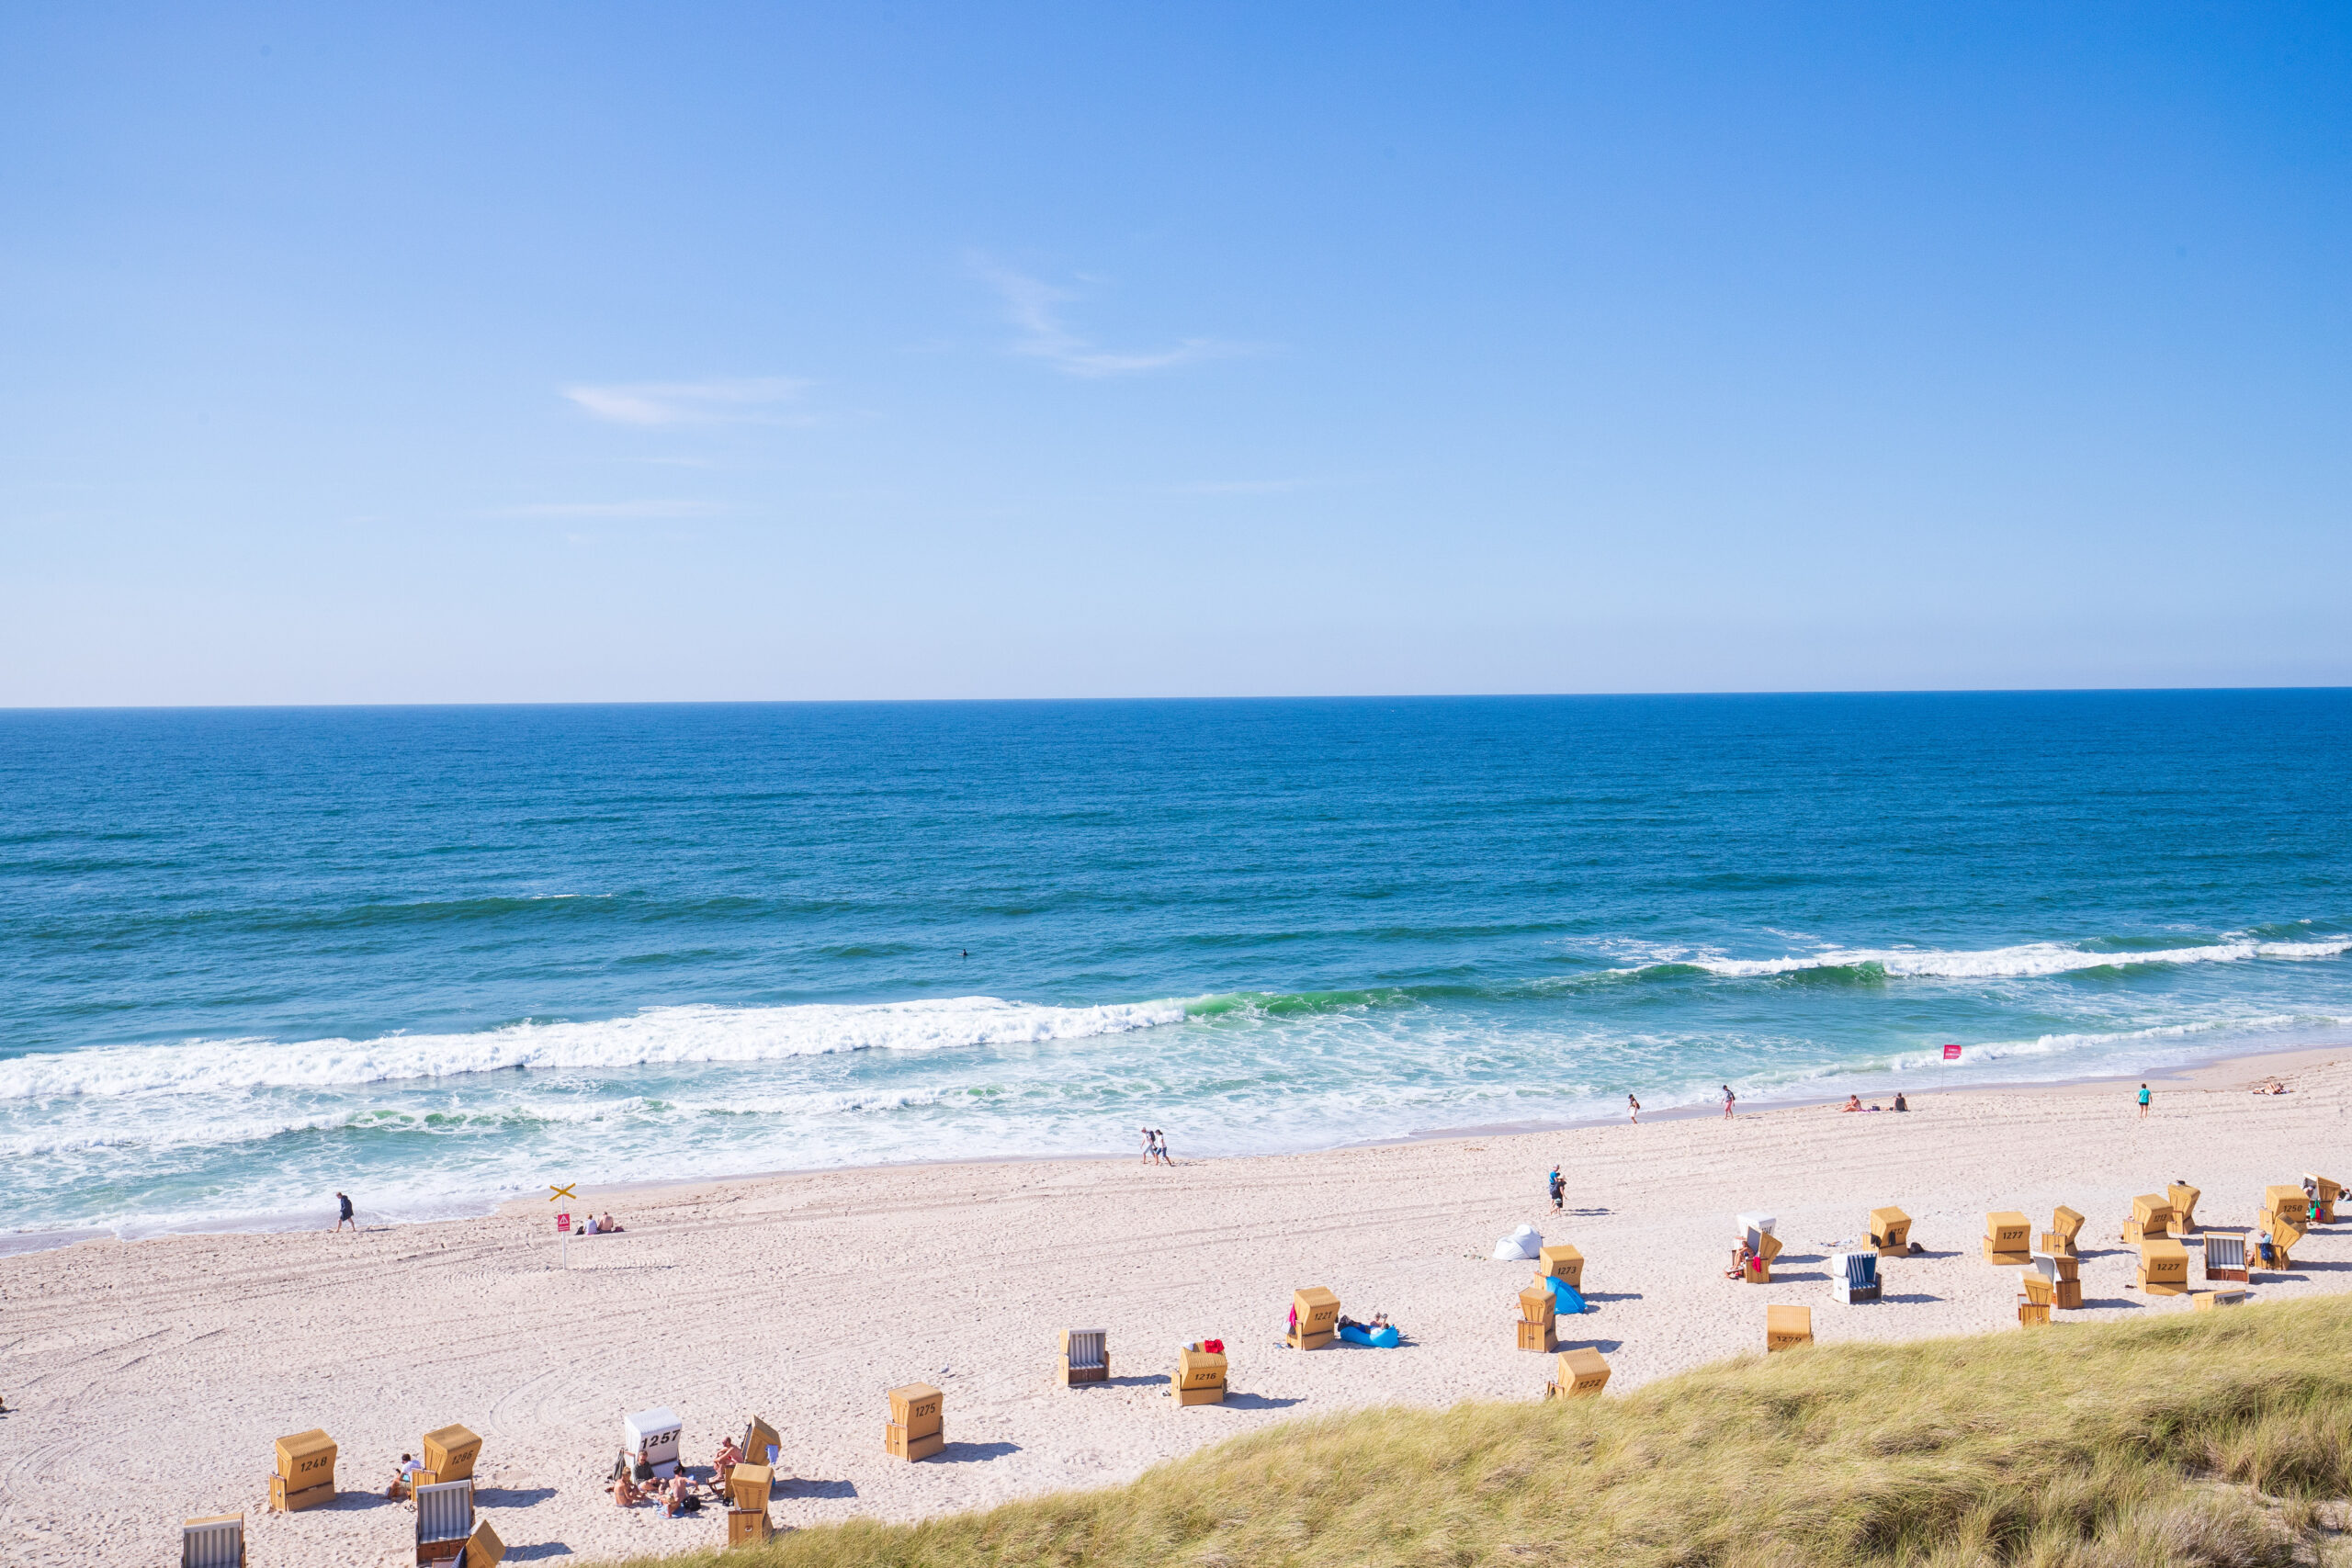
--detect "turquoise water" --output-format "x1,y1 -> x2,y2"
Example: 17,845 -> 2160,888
3,693 -> 2347,1236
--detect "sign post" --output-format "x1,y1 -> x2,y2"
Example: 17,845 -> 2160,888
1941,1043 -> 1962,1089
549,1183 -> 578,1271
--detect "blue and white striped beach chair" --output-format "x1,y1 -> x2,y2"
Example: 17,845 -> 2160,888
1832,1250 -> 1881,1304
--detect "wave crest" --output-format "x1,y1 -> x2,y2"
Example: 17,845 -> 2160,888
1657,937 -> 2349,982
0,995 -> 1189,1101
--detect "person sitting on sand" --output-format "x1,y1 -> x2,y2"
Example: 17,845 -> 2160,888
1841,1095 -> 1862,1112
612,1472 -> 645,1506
666,1471 -> 702,1516
602,1211 -> 623,1232
582,1213 -> 597,1235
1894,1092 -> 1908,1111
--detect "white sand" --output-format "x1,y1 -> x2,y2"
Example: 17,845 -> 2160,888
4,1050 -> 2348,1567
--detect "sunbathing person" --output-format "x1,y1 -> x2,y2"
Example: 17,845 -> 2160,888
602,1212 -> 624,1232
612,1472 -> 645,1506
713,1437 -> 742,1483
1725,1242 -> 1754,1280
1841,1095 -> 1862,1112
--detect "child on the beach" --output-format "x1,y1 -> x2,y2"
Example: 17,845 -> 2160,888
1627,1094 -> 1640,1123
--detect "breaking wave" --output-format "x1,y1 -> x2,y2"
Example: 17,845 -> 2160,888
0,995 -> 1190,1100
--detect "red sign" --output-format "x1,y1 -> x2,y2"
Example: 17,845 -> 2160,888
557,1212 -> 571,1233
1942,1043 -> 1962,1061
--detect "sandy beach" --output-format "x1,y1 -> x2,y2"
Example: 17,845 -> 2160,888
4,1048 -> 2347,1567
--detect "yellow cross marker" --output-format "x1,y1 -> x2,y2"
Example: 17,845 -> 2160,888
548,1183 -> 578,1202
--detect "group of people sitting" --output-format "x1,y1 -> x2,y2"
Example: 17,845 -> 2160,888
606,1438 -> 729,1515
580,1211 -> 624,1235
1840,1093 -> 1908,1112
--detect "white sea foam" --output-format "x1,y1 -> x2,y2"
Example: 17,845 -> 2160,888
1677,937 -> 2350,980
0,995 -> 1190,1101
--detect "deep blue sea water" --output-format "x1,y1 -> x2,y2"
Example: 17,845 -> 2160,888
3,693 -> 2348,1237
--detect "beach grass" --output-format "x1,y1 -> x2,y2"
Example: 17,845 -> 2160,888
592,1295 -> 2352,1568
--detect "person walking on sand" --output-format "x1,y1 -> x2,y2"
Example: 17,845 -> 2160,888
1141,1126 -> 1154,1164
2137,1082 -> 2152,1119
334,1191 -> 356,1232
1721,1084 -> 1736,1120
1154,1129 -> 1172,1166
1627,1094 -> 1641,1123
1548,1165 -> 1565,1213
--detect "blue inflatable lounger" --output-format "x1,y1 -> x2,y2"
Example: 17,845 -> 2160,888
1338,1323 -> 1400,1348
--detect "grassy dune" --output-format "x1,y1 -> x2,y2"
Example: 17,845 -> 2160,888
600,1296 -> 2352,1568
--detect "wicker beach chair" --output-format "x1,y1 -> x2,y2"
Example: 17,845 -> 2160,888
1983,1211 -> 2030,1264
415,1479 -> 474,1565
458,1518 -> 505,1568
1831,1251 -> 1880,1304
1288,1287 -> 1341,1349
182,1514 -> 244,1568
1765,1304 -> 1813,1351
887,1382 -> 944,1460
270,1428 -> 336,1512
2031,1250 -> 2082,1308
2203,1234 -> 2247,1282
1546,1348 -> 1611,1398
1058,1328 -> 1109,1385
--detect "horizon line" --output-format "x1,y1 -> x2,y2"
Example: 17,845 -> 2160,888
3,684 -> 2348,715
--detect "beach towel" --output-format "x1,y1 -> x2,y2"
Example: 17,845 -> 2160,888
1544,1276 -> 1588,1314
1491,1224 -> 1544,1260
1338,1324 -> 1401,1348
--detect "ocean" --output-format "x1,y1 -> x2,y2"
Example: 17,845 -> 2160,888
3,692 -> 2348,1239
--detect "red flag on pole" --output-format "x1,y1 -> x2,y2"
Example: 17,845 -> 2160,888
1941,1043 -> 1962,1061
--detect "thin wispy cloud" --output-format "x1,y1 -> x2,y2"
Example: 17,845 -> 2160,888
975,262 -> 1249,378
1170,479 -> 1317,496
486,500 -> 726,519
561,378 -> 810,426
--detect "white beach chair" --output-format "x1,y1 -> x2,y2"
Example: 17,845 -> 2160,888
624,1406 -> 682,1479
1831,1250 -> 1880,1304
416,1478 -> 475,1564
182,1514 -> 244,1568
1059,1328 -> 1109,1385
2203,1234 -> 2248,1282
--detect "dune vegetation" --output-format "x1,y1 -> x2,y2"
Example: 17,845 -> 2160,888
595,1295 -> 2352,1568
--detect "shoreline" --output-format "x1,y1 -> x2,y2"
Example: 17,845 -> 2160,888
6,1043 -> 2349,1566
9,1032 -> 2343,1260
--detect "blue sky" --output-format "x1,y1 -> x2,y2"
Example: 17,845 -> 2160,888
4,5 -> 2347,703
